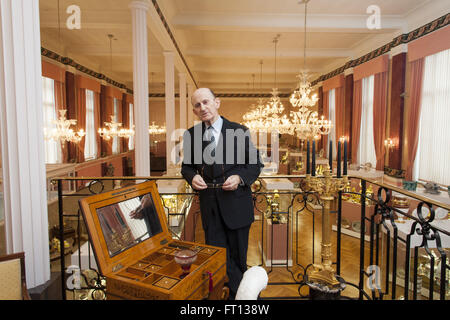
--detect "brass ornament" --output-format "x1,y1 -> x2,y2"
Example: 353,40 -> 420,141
305,164 -> 349,288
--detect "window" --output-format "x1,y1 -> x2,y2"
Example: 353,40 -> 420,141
357,75 -> 377,168
42,76 -> 61,164
328,89 -> 336,159
112,98 -> 120,154
84,89 -> 97,160
413,48 -> 450,186
128,103 -> 135,150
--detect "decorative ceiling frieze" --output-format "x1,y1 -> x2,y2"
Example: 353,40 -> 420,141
311,12 -> 450,86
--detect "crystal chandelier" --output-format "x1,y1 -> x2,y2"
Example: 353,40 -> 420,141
265,35 -> 285,116
43,109 -> 86,144
98,116 -> 135,140
263,35 -> 294,135
242,53 -> 291,135
290,72 -> 318,108
266,88 -> 284,115
242,99 -> 269,133
148,121 -> 166,135
242,63 -> 270,133
289,0 -> 332,141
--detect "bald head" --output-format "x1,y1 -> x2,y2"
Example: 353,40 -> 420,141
191,88 -> 221,126
191,88 -> 216,103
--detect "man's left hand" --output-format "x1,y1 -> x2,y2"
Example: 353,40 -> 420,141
222,175 -> 241,191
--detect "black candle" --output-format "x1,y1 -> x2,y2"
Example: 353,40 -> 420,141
337,141 -> 341,178
306,140 -> 310,174
312,140 -> 316,176
343,140 -> 348,175
329,140 -> 333,172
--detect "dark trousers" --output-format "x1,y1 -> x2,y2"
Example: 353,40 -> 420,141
202,195 -> 251,295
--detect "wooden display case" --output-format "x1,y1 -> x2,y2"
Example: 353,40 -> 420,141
79,180 -> 227,300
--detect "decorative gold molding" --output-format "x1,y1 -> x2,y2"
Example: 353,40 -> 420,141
41,47 -> 134,94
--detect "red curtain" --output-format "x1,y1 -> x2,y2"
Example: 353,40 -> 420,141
122,98 -> 130,153
373,71 -> 388,170
76,89 -> 86,163
405,58 -> 425,180
103,96 -> 113,156
116,98 -> 123,153
351,80 -> 363,164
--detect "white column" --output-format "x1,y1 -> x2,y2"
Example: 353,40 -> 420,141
0,0 -> 50,288
164,51 -> 176,174
187,83 -> 194,127
179,73 -> 187,131
129,0 -> 150,176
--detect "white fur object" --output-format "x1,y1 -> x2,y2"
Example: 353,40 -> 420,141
235,266 -> 268,300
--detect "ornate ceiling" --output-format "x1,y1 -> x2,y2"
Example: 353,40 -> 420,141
39,0 -> 449,94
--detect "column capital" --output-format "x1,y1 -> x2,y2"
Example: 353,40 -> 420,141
178,72 -> 187,79
129,0 -> 150,11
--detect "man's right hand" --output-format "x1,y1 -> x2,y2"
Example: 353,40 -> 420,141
129,207 -> 143,219
192,174 -> 208,190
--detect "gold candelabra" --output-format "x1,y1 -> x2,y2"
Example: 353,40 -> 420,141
305,165 -> 348,287
303,138 -> 349,293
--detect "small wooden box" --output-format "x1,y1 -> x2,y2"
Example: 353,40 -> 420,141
79,181 -> 227,300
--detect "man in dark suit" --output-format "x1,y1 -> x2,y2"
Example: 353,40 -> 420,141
181,88 -> 263,299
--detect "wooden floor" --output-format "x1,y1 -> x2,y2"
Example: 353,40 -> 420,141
189,199 -> 433,300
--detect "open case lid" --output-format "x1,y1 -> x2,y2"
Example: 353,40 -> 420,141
79,180 -> 172,275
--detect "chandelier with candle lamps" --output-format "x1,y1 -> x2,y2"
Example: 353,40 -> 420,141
98,115 -> 135,141
44,109 -> 86,144
262,34 -> 294,135
288,0 -> 332,141
43,7 -> 86,145
242,49 -> 292,135
242,64 -> 270,133
148,121 -> 166,135
264,35 -> 285,117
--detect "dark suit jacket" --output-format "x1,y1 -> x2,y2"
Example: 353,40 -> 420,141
181,117 -> 263,230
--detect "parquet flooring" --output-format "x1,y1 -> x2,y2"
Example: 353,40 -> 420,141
189,197 -> 423,300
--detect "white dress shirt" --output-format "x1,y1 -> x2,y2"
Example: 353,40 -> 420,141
205,116 -> 223,147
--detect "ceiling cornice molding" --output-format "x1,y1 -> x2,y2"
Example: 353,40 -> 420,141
41,47 -> 133,94
149,93 -> 292,98
41,48 -> 291,99
311,12 -> 450,86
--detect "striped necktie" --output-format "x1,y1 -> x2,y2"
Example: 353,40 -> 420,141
207,126 -> 215,157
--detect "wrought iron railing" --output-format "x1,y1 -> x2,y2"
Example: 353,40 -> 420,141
51,175 -> 449,300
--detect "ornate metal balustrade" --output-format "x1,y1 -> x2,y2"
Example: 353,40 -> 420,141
51,175 -> 449,300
